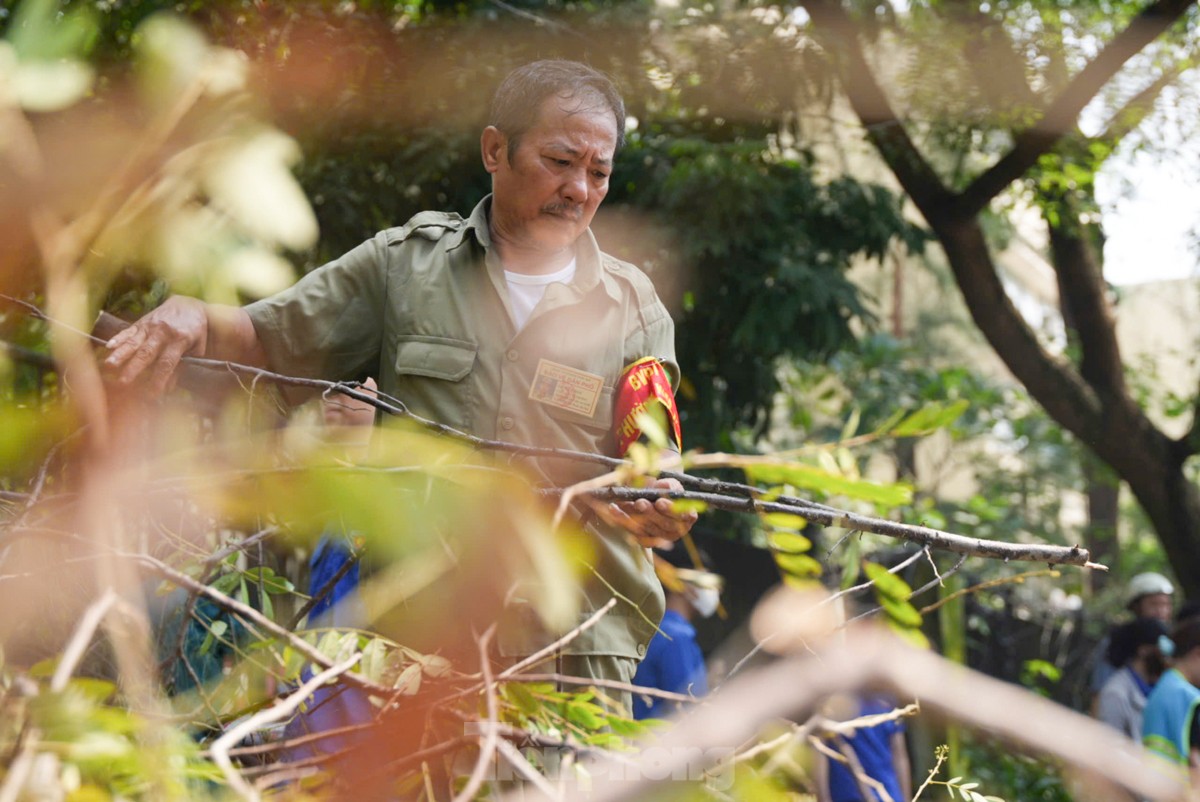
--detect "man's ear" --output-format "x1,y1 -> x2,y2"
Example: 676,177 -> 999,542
481,126 -> 507,174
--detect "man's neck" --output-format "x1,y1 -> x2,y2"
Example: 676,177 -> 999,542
493,239 -> 575,276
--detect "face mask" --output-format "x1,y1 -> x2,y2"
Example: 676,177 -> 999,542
688,587 -> 720,619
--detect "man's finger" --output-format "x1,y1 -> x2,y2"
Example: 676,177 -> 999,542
118,336 -> 166,385
104,325 -> 146,368
148,337 -> 190,396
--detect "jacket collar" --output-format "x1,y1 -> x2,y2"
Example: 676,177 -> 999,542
455,195 -> 621,304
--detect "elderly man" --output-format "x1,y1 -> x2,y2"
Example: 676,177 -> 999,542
106,60 -> 697,699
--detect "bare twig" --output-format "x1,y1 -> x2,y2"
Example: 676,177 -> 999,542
127,550 -> 390,697
823,547 -> 928,609
910,744 -> 948,802
497,598 -> 619,681
51,589 -> 118,692
918,568 -> 1061,615
210,652 -> 362,801
454,626 -> 500,802
286,543 -> 362,630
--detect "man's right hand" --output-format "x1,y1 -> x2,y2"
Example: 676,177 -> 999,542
104,296 -> 210,395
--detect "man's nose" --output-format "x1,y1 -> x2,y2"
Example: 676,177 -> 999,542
560,166 -> 588,204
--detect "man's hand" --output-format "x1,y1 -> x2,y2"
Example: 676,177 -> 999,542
598,477 -> 698,549
104,296 -> 210,395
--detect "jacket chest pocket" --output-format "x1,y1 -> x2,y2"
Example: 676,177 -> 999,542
389,335 -> 478,429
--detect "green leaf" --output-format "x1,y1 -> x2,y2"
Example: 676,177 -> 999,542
863,562 -> 912,601
210,572 -> 241,596
670,499 -> 709,516
503,682 -> 540,718
774,552 -> 822,578
29,657 -> 58,678
878,595 -> 923,628
760,512 -> 807,531
839,408 -> 861,443
244,568 -> 295,595
69,678 -> 117,703
359,638 -> 387,684
566,701 -> 605,731
394,662 -> 422,695
606,716 -> 648,737
418,654 -> 452,677
745,463 -> 912,506
890,400 -> 969,437
7,0 -> 98,61
767,531 -> 812,554
633,407 -> 669,450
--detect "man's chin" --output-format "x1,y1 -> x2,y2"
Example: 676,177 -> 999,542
530,218 -> 584,248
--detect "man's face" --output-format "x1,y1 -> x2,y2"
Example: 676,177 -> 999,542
483,92 -> 618,261
1134,592 -> 1173,622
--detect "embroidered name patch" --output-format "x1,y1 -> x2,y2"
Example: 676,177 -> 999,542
529,359 -> 605,418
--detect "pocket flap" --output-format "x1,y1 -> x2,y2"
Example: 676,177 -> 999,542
393,336 -> 477,381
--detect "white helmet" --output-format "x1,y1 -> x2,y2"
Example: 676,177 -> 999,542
1127,572 -> 1174,606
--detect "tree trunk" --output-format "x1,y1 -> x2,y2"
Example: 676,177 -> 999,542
935,216 -> 1200,598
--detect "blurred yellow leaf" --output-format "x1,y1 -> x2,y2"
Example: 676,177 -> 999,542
767,531 -> 812,554
760,512 -> 806,531
202,129 -> 318,252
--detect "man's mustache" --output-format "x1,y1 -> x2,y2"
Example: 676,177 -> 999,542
541,203 -> 583,220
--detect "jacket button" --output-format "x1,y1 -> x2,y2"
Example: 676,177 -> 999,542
501,416 -> 515,430
637,643 -> 646,657
506,349 -> 519,362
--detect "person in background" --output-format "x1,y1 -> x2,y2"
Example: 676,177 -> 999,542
631,552 -> 722,720
1143,618 -> 1200,779
1091,572 -> 1175,705
815,695 -> 912,802
1096,617 -> 1169,741
1175,600 -> 1200,627
278,382 -> 377,762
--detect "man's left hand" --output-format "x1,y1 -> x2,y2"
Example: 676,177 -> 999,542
599,477 -> 698,549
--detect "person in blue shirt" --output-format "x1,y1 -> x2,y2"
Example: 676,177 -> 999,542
816,695 -> 911,802
1096,617 -> 1168,741
631,556 -> 722,720
1143,618 -> 1200,779
278,382 -> 376,763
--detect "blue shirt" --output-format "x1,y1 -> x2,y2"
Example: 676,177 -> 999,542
827,697 -> 906,802
632,610 -> 707,719
1143,668 -> 1200,766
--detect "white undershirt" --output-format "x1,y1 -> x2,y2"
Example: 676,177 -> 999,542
504,258 -> 577,330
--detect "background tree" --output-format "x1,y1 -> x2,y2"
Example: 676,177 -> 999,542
799,0 -> 1200,595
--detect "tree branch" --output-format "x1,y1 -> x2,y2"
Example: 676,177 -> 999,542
958,0 -> 1196,215
802,0 -> 954,217
564,487 -> 1099,567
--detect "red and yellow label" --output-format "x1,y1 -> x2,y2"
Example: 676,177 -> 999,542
614,357 -> 682,456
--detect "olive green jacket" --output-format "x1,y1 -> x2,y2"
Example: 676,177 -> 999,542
245,196 -> 675,660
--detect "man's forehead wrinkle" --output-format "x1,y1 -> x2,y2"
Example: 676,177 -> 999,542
544,141 -> 613,166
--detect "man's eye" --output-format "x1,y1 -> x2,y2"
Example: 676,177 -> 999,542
593,171 -> 609,180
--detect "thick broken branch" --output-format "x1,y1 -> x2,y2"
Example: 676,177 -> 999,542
565,487 -> 1099,568
522,628 -> 1184,802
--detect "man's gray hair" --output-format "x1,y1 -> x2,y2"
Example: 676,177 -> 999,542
489,59 -> 626,160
